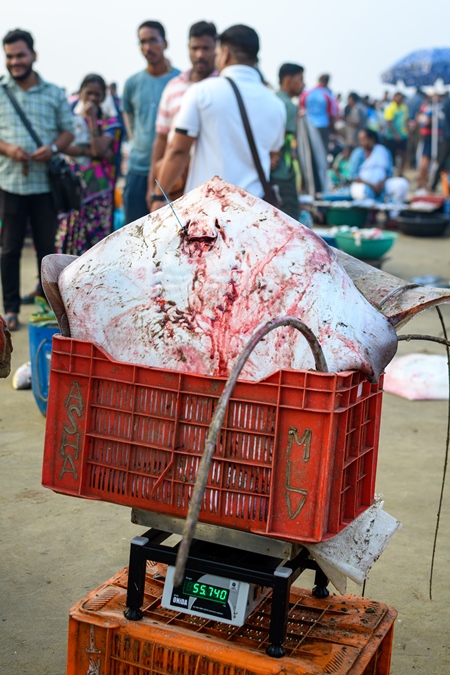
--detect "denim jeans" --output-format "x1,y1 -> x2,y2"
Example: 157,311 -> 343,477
123,172 -> 149,225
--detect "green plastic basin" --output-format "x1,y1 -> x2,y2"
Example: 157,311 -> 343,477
326,207 -> 368,227
334,231 -> 398,259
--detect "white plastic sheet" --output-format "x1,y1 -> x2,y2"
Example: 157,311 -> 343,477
306,497 -> 402,594
384,353 -> 449,400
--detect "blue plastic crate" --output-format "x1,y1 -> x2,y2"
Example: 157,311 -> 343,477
29,324 -> 59,416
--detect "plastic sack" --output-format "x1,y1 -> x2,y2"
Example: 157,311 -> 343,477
384,353 -> 449,400
12,361 -> 32,390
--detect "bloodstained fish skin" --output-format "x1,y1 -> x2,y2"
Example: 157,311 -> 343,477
58,177 -> 398,382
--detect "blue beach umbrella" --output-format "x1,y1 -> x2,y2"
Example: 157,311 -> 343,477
381,48 -> 450,87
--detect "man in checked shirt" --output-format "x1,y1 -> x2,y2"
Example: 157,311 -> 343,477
0,29 -> 74,331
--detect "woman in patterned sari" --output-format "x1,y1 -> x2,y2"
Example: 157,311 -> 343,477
56,74 -> 122,255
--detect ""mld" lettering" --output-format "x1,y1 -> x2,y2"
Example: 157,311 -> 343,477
285,427 -> 312,519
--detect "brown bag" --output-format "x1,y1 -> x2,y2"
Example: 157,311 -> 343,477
154,158 -> 188,202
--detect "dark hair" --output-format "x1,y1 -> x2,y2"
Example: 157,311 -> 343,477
3,28 -> 34,52
189,21 -> 217,40
318,74 -> 330,86
348,92 -> 359,102
138,21 -> 165,40
362,128 -> 378,143
79,73 -> 107,97
218,24 -> 259,62
278,63 -> 304,84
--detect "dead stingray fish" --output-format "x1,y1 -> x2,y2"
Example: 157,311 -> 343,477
44,177 -> 400,382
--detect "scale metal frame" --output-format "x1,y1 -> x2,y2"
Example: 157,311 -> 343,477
124,524 -> 329,658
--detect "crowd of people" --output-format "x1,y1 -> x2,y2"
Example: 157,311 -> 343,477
1,22 -> 449,332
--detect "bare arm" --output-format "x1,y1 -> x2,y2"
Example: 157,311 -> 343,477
150,132 -> 194,211
0,139 -> 30,161
147,132 -> 168,210
355,177 -> 386,195
386,120 -> 399,139
123,112 -> 134,141
64,144 -> 91,158
55,130 -> 75,153
82,103 -> 113,159
31,130 -> 75,162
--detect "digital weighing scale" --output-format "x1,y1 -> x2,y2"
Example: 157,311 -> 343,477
124,517 -> 329,658
162,565 -> 270,625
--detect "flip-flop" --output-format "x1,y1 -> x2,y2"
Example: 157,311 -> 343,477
4,314 -> 19,332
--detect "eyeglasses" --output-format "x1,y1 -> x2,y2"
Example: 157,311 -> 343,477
139,37 -> 164,47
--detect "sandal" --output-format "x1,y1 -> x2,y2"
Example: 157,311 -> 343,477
4,314 -> 19,332
21,285 -> 44,305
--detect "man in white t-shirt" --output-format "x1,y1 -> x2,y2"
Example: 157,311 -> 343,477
149,24 -> 286,210
146,21 -> 218,209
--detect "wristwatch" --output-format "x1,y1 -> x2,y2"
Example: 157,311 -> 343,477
151,194 -> 166,203
50,143 -> 58,154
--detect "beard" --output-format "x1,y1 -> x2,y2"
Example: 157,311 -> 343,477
8,64 -> 33,81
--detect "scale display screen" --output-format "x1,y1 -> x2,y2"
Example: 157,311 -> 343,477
183,579 -> 229,604
162,566 -> 270,627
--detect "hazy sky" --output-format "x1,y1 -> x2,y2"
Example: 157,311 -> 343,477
2,0 -> 450,98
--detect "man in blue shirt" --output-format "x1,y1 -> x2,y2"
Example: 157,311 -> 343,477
300,74 -> 337,153
122,21 -> 180,224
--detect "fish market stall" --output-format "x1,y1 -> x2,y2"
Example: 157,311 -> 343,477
40,177 -> 450,671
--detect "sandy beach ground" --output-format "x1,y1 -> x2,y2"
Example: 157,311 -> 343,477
0,229 -> 449,674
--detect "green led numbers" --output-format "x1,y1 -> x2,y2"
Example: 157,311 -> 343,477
182,579 -> 230,604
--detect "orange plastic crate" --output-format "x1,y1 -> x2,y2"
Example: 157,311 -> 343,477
43,336 -> 384,542
66,565 -> 396,675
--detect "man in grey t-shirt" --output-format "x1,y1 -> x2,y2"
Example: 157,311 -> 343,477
122,20 -> 179,224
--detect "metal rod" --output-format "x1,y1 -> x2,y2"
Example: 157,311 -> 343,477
173,316 -> 328,587
155,179 -> 185,233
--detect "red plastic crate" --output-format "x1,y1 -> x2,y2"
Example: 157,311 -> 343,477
66,564 -> 396,675
43,336 -> 384,543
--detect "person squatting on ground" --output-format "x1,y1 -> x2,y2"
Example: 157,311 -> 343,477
150,24 -> 286,210
348,128 -> 409,215
56,74 -> 122,255
122,20 -> 180,224
0,28 -> 74,332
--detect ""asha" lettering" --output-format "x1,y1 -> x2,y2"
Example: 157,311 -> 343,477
58,381 -> 83,480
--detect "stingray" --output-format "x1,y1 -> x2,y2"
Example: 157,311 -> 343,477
42,177 -> 403,383
42,177 -> 450,383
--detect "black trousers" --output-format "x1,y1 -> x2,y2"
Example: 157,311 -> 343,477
271,175 -> 299,221
0,189 -> 57,314
431,139 -> 450,190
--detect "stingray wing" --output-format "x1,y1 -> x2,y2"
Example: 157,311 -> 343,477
335,250 -> 450,329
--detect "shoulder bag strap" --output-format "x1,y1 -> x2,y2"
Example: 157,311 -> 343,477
1,81 -> 43,148
225,76 -> 272,194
